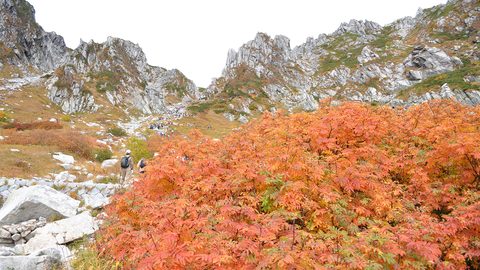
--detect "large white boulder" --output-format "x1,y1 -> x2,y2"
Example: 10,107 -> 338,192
24,212 -> 97,254
0,186 -> 80,225
52,153 -> 75,165
101,158 -> 118,169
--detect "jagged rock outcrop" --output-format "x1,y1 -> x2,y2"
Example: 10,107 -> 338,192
332,19 -> 382,37
0,0 -> 68,72
357,46 -> 379,64
404,45 -> 462,80
46,37 -> 203,114
208,0 -> 479,119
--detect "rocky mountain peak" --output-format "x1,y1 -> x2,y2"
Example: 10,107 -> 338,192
332,19 -> 382,36
223,32 -> 292,79
0,0 -> 37,28
71,37 -> 150,77
0,0 -> 68,72
46,35 -> 202,115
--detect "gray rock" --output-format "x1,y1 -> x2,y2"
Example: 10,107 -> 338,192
24,212 -> 98,254
357,46 -> 379,64
0,228 -> 10,239
82,193 -> 109,209
101,159 -> 118,169
52,153 -> 74,165
30,245 -> 72,263
0,246 -> 15,256
223,112 -> 235,122
54,171 -> 76,182
407,70 -> 423,81
238,115 -> 249,124
11,234 -> 21,241
59,164 -> 73,170
404,46 -> 461,77
0,255 -> 62,270
0,186 -> 80,225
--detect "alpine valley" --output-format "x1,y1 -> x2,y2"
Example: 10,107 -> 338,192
0,0 -> 480,269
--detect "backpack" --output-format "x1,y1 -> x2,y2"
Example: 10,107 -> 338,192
139,159 -> 146,168
120,156 -> 130,168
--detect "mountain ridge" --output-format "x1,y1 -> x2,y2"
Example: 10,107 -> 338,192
0,0 -> 478,120
204,0 -> 478,121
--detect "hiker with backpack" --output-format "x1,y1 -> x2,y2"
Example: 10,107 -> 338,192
137,158 -> 147,174
120,150 -> 134,185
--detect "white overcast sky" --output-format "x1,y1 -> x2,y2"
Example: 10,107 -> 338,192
28,0 -> 447,87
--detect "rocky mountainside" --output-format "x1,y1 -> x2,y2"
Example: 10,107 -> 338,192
205,0 -> 479,120
0,0 -> 67,72
46,37 -> 206,114
0,0 -> 479,120
0,0 -> 206,116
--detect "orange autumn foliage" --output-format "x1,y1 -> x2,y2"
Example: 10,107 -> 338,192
98,100 -> 480,269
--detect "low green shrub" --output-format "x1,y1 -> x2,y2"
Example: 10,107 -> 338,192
94,148 -> 113,162
126,137 -> 153,161
107,127 -> 127,137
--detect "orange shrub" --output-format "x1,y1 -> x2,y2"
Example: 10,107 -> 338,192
3,130 -> 97,159
3,120 -> 62,131
98,100 -> 480,269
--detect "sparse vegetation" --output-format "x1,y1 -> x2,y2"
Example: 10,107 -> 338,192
89,71 -> 121,93
398,62 -> 480,99
430,31 -> 469,41
425,2 -> 456,20
126,137 -> 153,161
316,46 -> 363,74
369,26 -> 394,48
71,247 -> 121,270
53,68 -> 72,89
107,127 -> 127,137
70,237 -> 122,270
2,130 -> 97,160
94,148 -> 113,162
316,33 -> 365,74
0,42 -> 14,60
0,111 -> 9,123
2,120 -> 62,131
60,115 -> 72,122
95,175 -> 120,184
164,82 -> 188,98
188,100 -> 230,114
0,145 -> 60,178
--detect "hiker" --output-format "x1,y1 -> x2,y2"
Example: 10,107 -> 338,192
120,150 -> 134,185
138,158 -> 147,174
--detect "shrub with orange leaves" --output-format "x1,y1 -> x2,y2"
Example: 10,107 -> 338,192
3,120 -> 63,130
98,100 -> 480,269
2,129 -> 98,159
